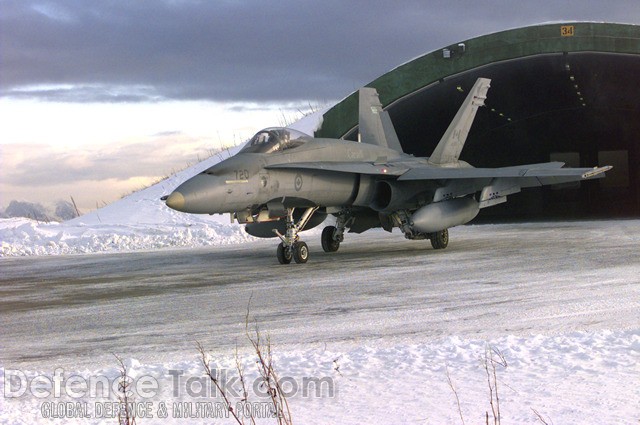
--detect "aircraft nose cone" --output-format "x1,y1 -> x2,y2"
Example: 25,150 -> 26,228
165,191 -> 186,211
164,174 -> 228,214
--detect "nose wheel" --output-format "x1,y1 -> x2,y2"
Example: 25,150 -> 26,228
292,241 -> 309,263
274,207 -> 317,264
276,242 -> 292,264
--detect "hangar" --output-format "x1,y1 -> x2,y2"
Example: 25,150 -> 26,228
316,22 -> 640,219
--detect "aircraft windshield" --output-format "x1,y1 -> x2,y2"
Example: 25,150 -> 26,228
240,127 -> 312,154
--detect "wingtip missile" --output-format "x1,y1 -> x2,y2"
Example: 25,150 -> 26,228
581,165 -> 613,179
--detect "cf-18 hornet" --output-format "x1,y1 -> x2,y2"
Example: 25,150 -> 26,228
165,78 -> 611,264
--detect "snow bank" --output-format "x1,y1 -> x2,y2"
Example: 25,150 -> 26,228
0,217 -> 254,256
1,329 -> 637,424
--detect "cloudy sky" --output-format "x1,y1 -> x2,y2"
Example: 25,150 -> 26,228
1,0 -> 639,212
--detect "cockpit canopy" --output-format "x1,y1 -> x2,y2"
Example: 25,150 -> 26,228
240,127 -> 312,154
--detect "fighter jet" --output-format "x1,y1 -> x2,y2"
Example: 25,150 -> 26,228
165,78 -> 611,264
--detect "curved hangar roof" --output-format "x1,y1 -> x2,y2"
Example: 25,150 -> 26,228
316,22 -> 640,218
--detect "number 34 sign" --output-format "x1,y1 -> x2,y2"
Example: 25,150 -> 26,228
561,25 -> 575,37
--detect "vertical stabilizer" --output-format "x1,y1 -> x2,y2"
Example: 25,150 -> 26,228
428,78 -> 491,166
358,88 -> 404,152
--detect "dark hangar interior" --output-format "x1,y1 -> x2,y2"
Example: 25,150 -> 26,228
317,23 -> 640,220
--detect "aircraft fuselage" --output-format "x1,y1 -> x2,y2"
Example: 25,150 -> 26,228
166,138 -> 403,215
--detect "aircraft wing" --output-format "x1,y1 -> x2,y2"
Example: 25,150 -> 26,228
267,160 -> 610,183
267,160 -> 611,207
265,161 -> 409,176
398,163 -> 612,206
398,163 -> 612,182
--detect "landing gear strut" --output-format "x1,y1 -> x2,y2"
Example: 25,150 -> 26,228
321,210 -> 353,253
274,207 -> 317,264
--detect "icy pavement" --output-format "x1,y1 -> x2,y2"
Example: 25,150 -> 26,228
1,220 -> 639,424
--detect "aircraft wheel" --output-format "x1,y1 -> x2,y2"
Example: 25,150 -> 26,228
430,229 -> 449,250
293,241 -> 309,264
277,242 -> 292,264
321,226 -> 340,252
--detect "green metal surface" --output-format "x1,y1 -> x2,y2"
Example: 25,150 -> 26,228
315,22 -> 640,139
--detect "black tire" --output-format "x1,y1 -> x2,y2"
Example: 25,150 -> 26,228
430,229 -> 449,250
321,226 -> 340,252
277,242 -> 292,264
293,241 -> 309,263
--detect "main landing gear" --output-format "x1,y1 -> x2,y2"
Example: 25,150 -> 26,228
391,210 -> 449,250
429,229 -> 449,249
321,210 -> 352,253
274,207 -> 318,264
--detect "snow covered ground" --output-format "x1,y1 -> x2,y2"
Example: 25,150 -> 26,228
2,330 -> 637,424
1,220 -> 639,424
1,111 -> 638,423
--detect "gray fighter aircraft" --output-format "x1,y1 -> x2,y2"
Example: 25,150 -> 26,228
165,78 -> 611,264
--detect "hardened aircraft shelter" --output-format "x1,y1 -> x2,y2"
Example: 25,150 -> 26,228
317,22 -> 640,219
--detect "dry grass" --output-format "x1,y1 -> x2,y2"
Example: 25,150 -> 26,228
114,354 -> 137,425
446,344 -> 553,425
196,298 -> 292,425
